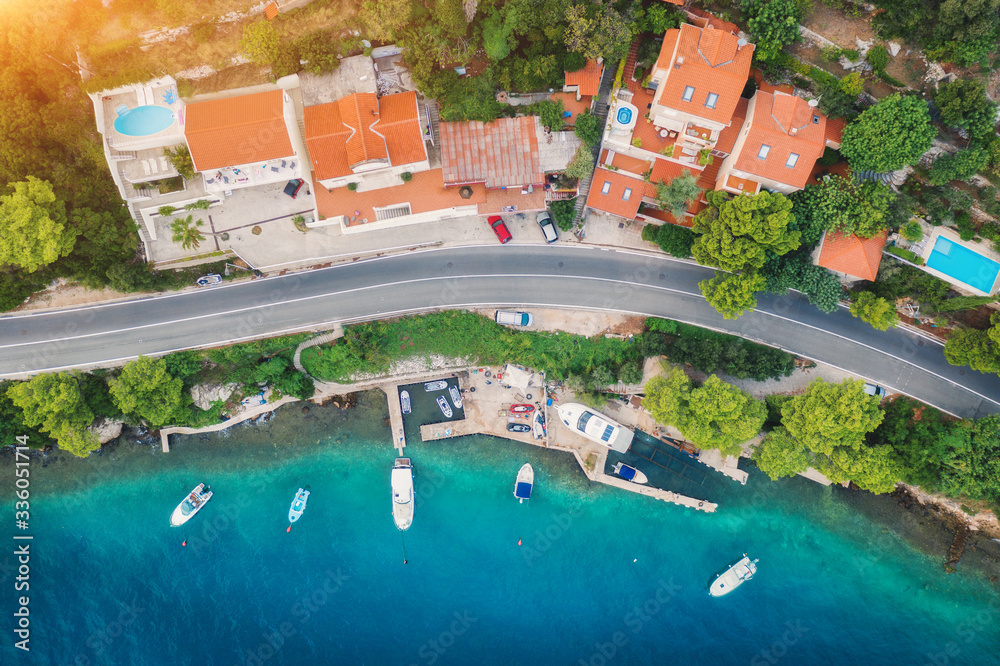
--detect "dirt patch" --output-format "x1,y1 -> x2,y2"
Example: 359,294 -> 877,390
14,281 -> 131,313
800,1 -> 878,46
605,315 -> 646,336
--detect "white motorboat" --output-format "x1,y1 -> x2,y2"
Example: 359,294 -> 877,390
437,395 -> 453,418
613,462 -> 648,484
169,483 -> 213,527
449,385 -> 463,409
424,380 -> 447,392
392,458 -> 414,531
400,390 -> 411,415
513,463 -> 533,503
709,555 -> 759,597
287,487 -> 310,529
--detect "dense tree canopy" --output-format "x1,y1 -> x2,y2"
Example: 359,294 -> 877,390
742,0 -> 801,62
691,191 -> 800,272
934,79 -> 998,142
871,0 -> 1000,66
781,379 -> 884,456
752,427 -> 811,480
0,177 -> 77,273
943,314 -> 1000,374
802,176 -> 896,239
6,373 -> 100,457
109,356 -> 184,428
840,95 -> 937,173
682,375 -> 766,457
849,291 -> 898,330
564,1 -> 633,62
699,271 -> 766,320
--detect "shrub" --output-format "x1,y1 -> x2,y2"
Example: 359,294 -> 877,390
900,220 -> 923,242
574,111 -> 603,147
654,224 -> 696,258
840,72 -> 864,97
565,145 -> 595,180
296,30 -> 342,74
885,245 -> 921,264
158,205 -> 177,217
867,45 -> 889,72
564,51 -> 587,73
817,147 -> 840,167
347,182 -> 358,191
550,199 -> 577,231
400,172 -> 413,182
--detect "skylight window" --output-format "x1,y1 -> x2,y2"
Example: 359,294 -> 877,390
622,187 -> 632,201
786,153 -> 799,168
601,181 -> 611,195
682,86 -> 695,102
705,93 -> 719,109
757,145 -> 771,159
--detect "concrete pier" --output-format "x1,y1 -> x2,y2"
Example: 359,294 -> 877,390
383,384 -> 406,455
159,395 -> 299,452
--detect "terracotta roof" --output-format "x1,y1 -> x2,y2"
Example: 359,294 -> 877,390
586,168 -> 644,219
550,92 -> 592,126
714,97 -> 748,155
733,91 -> 827,190
373,92 -> 426,166
654,23 -> 754,125
565,59 -> 603,97
184,90 -> 294,172
605,150 -> 651,177
264,2 -> 279,19
649,158 -> 688,185
825,116 -> 846,147
816,229 -> 888,281
661,0 -> 684,5
686,8 -> 739,34
440,117 -> 543,188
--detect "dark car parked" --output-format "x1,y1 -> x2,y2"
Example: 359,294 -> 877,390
487,215 -> 512,244
283,178 -> 305,198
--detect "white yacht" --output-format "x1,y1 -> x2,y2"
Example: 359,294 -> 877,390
392,458 -> 414,531
613,462 -> 648,484
709,555 -> 758,597
288,487 -> 310,526
449,385 -> 463,410
513,463 -> 533,503
424,380 -> 447,391
169,483 -> 212,526
400,390 -> 411,415
556,403 -> 635,453
437,395 -> 453,418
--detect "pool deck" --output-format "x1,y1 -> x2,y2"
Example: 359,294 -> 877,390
919,228 -> 1000,296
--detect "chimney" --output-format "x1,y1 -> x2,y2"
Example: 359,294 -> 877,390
674,56 -> 685,69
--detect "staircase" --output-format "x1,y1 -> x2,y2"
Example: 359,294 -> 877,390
293,325 -> 345,376
425,101 -> 440,146
574,59 -> 618,223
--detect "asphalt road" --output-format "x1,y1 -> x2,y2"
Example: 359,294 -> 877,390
2,245 -> 998,418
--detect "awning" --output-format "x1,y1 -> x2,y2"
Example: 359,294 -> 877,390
501,364 -> 535,393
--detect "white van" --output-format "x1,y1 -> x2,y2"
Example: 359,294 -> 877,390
495,310 -> 534,326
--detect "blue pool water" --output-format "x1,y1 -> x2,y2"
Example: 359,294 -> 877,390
2,393 -> 998,665
113,105 -> 175,136
926,236 -> 1000,293
616,106 -> 633,125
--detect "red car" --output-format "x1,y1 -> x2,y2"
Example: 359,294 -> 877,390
487,215 -> 512,244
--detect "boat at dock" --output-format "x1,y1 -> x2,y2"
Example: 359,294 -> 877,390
510,404 -> 534,414
437,395 -> 453,418
613,462 -> 648,484
424,380 -> 447,392
392,458 -> 414,531
449,385 -> 463,409
400,390 -> 411,415
288,487 -> 310,526
169,483 -> 213,526
532,411 -> 545,439
513,463 -> 533,503
709,555 -> 758,597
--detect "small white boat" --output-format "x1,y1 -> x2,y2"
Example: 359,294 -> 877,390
169,483 -> 212,527
392,458 -> 414,531
437,395 -> 453,418
513,463 -> 533,503
449,385 -> 463,409
613,462 -> 648,484
400,390 -> 411,415
709,555 -> 759,597
424,380 -> 447,392
287,487 -> 310,527
532,412 -> 545,439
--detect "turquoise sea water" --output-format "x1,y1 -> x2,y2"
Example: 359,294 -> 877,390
3,393 -> 999,666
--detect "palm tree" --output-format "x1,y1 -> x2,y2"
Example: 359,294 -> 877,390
171,215 -> 206,250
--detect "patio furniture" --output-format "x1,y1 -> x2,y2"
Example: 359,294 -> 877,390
159,156 -> 169,171
271,166 -> 279,173
141,160 -> 151,176
115,104 -> 129,117
659,129 -> 668,138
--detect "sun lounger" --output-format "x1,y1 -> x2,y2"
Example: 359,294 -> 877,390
141,160 -> 151,176
115,104 -> 129,117
159,156 -> 169,171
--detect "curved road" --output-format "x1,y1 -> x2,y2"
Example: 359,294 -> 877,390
1,245 -> 998,418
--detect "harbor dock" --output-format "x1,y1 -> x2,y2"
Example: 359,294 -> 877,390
383,384 -> 407,455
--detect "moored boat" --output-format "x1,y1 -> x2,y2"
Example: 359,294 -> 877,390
613,462 -> 648,484
709,555 -> 758,597
400,390 -> 411,415
424,380 -> 447,392
392,458 -> 414,531
513,463 -> 533,503
169,483 -> 213,527
510,404 -> 534,414
288,487 -> 310,526
437,395 -> 453,418
449,385 -> 463,409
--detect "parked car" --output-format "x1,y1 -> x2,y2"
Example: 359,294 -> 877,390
863,383 -> 887,399
283,178 -> 304,198
487,215 -> 512,244
536,211 -> 559,243
507,423 -> 532,433
495,310 -> 534,326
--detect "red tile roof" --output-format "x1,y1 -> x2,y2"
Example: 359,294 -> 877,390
649,158 -> 688,185
654,23 -> 754,125
733,91 -> 827,190
714,97 -> 748,155
184,90 -> 294,171
825,116 -> 846,148
565,60 -> 604,97
440,117 -> 543,188
686,8 -> 739,34
816,229 -> 888,281
586,168 -> 645,219
661,0 -> 684,5
373,92 -> 426,166
264,2 -> 279,20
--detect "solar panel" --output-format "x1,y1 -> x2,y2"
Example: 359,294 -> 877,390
601,425 -> 614,442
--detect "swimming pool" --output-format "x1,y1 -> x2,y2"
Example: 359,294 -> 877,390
925,236 -> 1000,293
616,106 -> 633,125
113,105 -> 175,136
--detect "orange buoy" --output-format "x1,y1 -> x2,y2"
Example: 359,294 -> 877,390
286,526 -> 291,533
518,539 -> 522,546
182,541 -> 187,547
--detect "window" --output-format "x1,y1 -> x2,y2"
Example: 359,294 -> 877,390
682,86 -> 695,102
622,187 -> 632,201
601,181 -> 611,195
757,145 -> 771,159
812,115 -> 820,124
785,153 -> 799,168
705,93 -> 719,109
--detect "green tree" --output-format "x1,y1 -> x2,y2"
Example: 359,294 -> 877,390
171,215 -> 206,250
682,375 -> 766,457
109,356 -> 184,428
742,0 -> 801,62
691,190 -> 800,272
574,111 -> 603,148
550,199 -> 577,231
6,373 -> 100,457
941,415 -> 1000,502
840,94 -> 936,173
641,223 -> 696,258
564,2 -> 633,62
655,170 -> 702,219
934,79 -> 997,142
483,6 -> 519,61
849,291 -> 898,330
359,0 -> 412,42
943,322 -> 1000,374
533,99 -> 566,132
840,72 -> 864,97
781,379 -> 884,456
928,147 -> 989,185
827,444 -> 904,494
866,44 -> 889,71
0,176 -> 77,272
163,145 -> 195,180
699,271 -> 766,320
240,19 -> 280,65
565,144 -> 595,180
642,366 -> 692,428
752,427 -> 810,480
618,360 -> 644,385
806,176 -> 896,238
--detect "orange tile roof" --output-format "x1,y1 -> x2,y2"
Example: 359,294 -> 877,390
608,151 -> 652,177
825,116 -> 846,147
586,168 -> 645,219
184,90 -> 294,171
264,2 -> 279,20
565,60 -> 604,97
816,229 -> 888,281
661,0 -> 684,5
550,92 -> 592,127
715,97 -> 748,155
373,91 -> 426,166
733,91 -> 827,190
440,117 -> 542,188
649,158 -> 688,185
479,187 -> 547,215
654,23 -> 754,125
686,8 -> 739,34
